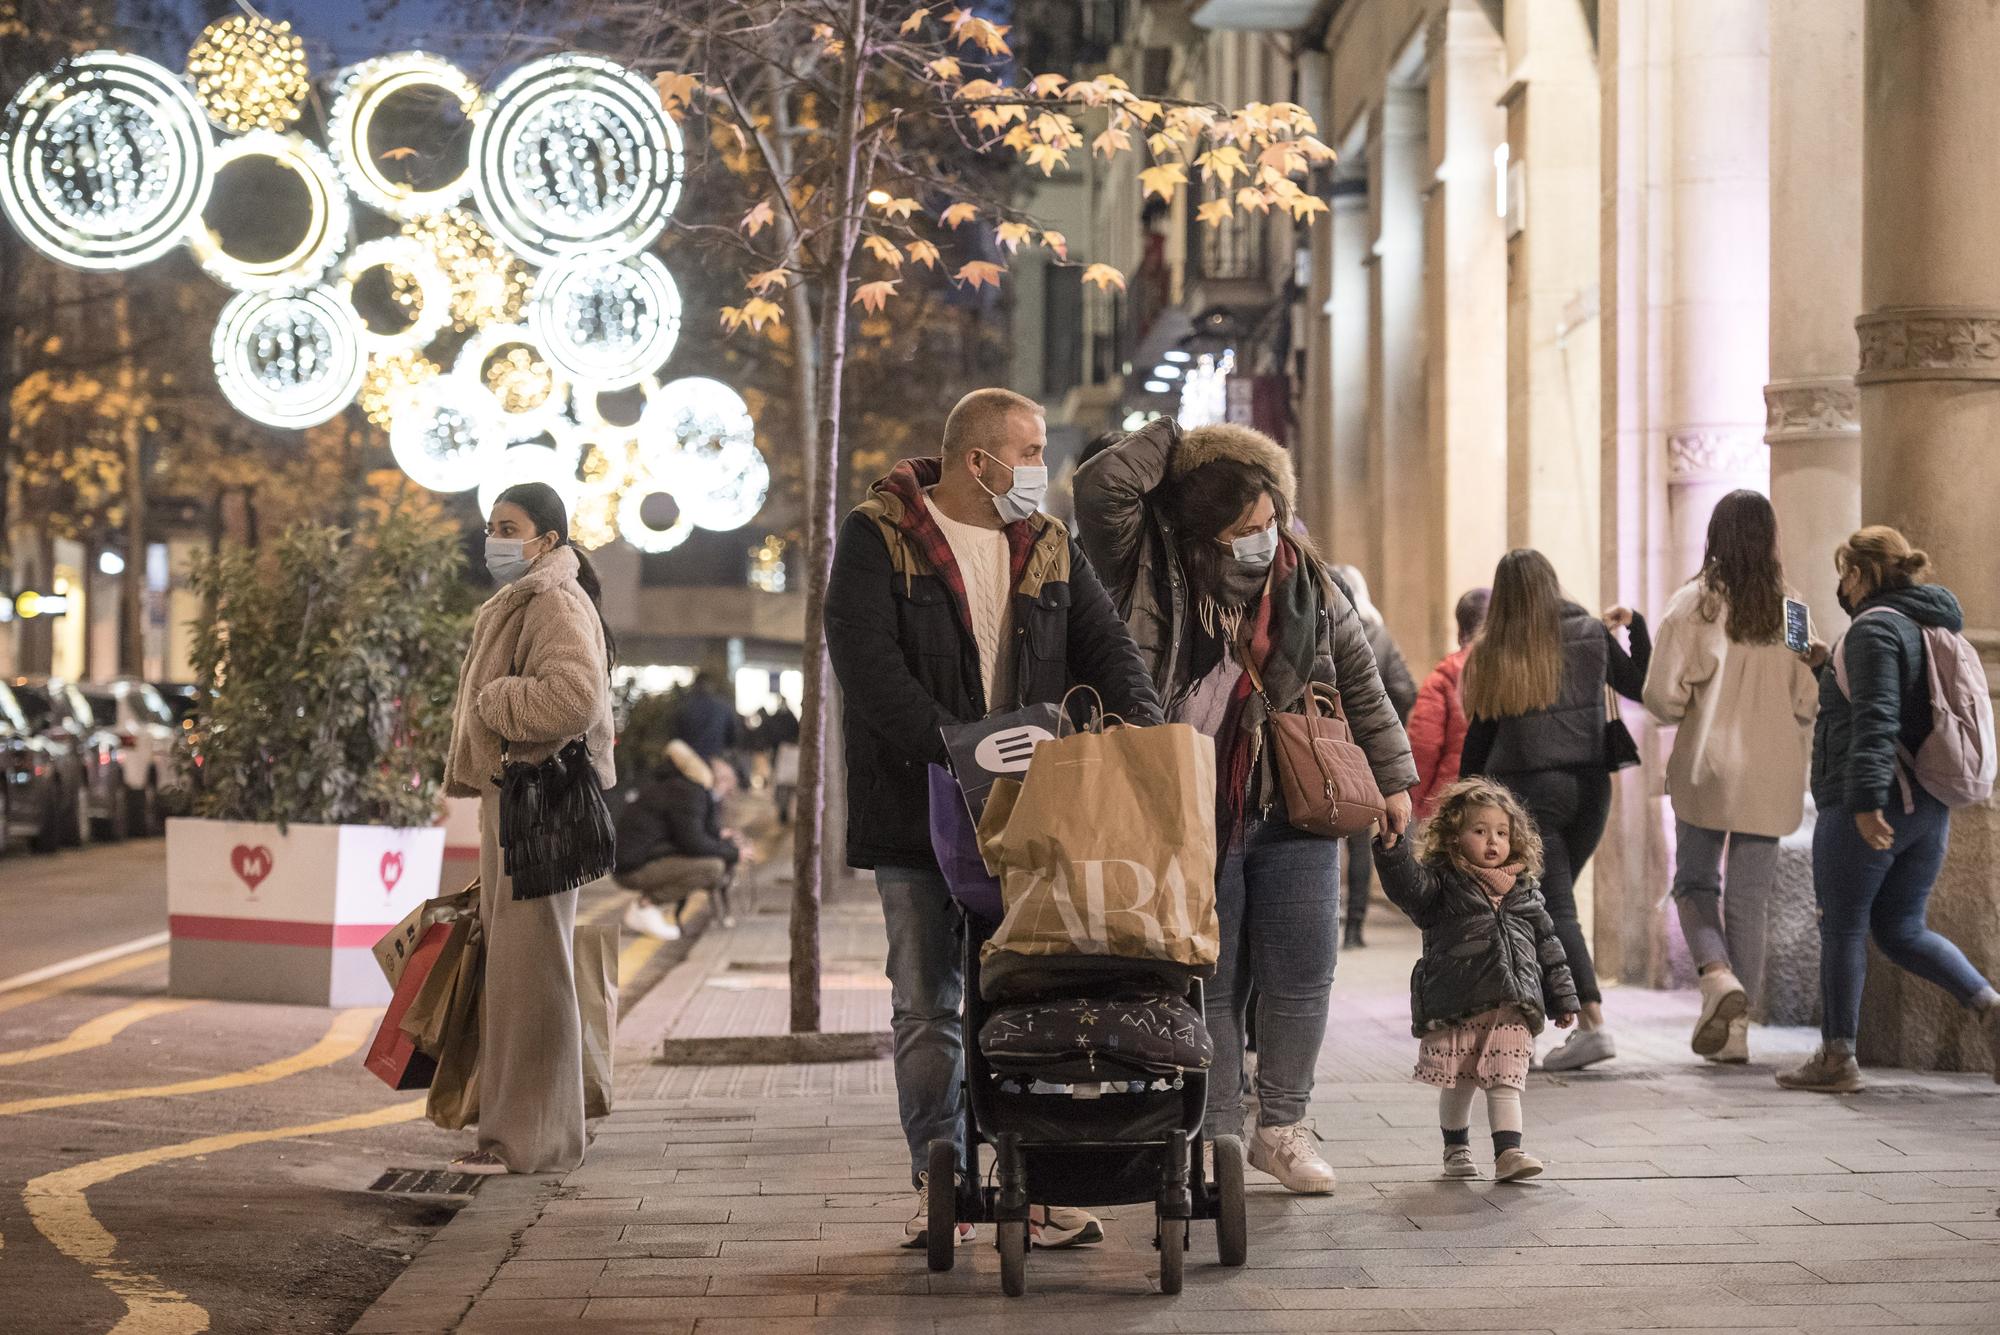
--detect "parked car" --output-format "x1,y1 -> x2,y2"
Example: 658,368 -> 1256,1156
11,677 -> 126,844
0,680 -> 66,854
83,678 -> 185,835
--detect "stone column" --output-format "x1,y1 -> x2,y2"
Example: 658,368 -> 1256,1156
1503,0 -> 1602,606
1366,86 -> 1431,661
1597,0 -> 1771,991
1327,188 -> 1372,567
1853,0 -> 2000,1075
1423,0 -> 1510,670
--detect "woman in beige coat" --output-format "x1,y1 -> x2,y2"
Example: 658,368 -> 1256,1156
1643,491 -> 1819,1065
444,482 -> 616,1174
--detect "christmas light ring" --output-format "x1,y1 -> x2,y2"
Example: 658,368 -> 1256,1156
401,207 -> 532,329
338,236 -> 451,354
186,15 -> 312,135
188,131 -> 351,291
477,443 -> 582,525
617,486 -> 693,554
390,376 -> 497,493
326,53 -> 484,220
451,322 -> 571,441
470,53 -> 684,266
680,444 -> 770,532
211,287 -> 366,429
0,51 -> 213,271
573,372 -> 659,436
529,253 -> 682,389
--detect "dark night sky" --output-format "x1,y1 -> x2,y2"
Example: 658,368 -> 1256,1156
124,1 -> 562,83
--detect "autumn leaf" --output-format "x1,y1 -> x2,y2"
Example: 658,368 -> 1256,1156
907,239 -> 942,269
1092,125 -> 1132,158
1042,230 -> 1068,260
954,17 -> 1011,56
863,234 -> 905,268
1196,198 -> 1234,227
720,298 -> 784,333
1027,72 -> 1068,98
1024,142 -> 1068,175
1258,142 -> 1308,177
900,5 -> 930,34
1138,162 -> 1188,202
1235,186 -> 1274,214
1126,99 -> 1164,125
1299,135 -> 1338,163
811,23 -> 845,57
995,221 -> 1034,252
1068,75 -> 1123,108
747,267 -> 789,294
955,79 -> 1005,101
1001,124 -> 1035,153
877,196 -> 920,219
741,201 -> 775,237
852,280 -> 900,314
1197,145 -> 1248,188
927,56 -> 962,81
955,260 -> 1004,291
940,202 -> 979,228
654,70 -> 699,117
1081,263 -> 1126,293
1287,193 -> 1331,222
1147,131 -> 1188,158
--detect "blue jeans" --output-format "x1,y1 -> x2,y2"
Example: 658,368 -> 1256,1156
1815,791 -> 1991,1045
1206,819 -> 1342,1137
874,865 -> 964,1186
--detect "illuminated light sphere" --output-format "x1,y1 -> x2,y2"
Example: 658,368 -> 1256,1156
453,322 -> 570,441
571,488 -> 622,551
390,377 -> 496,493
617,487 -> 692,554
575,434 -> 638,496
338,237 -> 451,355
529,253 -> 682,389
635,376 -> 764,531
211,287 -> 366,429
358,349 -> 441,428
188,131 -> 351,291
477,443 -> 582,525
680,444 -> 770,532
326,52 -> 483,220
402,208 -> 532,330
470,54 -> 685,265
186,15 -> 311,135
0,51 -> 213,270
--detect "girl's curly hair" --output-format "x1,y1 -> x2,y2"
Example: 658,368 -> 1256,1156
1415,778 -> 1544,878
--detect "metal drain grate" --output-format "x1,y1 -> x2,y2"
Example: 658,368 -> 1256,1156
367,1168 -> 485,1197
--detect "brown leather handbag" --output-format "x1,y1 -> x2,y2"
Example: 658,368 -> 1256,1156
1240,657 -> 1388,840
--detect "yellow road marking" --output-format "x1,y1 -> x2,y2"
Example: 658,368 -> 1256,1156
0,947 -> 169,1019
0,1008 -> 380,1119
0,1000 -> 197,1068
25,1097 -> 426,1335
618,935 -> 663,989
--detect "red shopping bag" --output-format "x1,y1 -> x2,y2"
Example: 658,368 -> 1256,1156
364,921 -> 451,1090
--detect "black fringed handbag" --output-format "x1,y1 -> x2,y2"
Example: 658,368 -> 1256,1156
496,737 -> 618,901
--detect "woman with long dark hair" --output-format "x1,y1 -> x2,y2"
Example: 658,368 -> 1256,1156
1643,491 -> 1819,1064
1459,549 -> 1650,1071
444,482 -> 617,1173
1076,418 -> 1417,1195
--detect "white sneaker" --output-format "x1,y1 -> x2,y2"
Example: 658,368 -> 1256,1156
1692,969 -> 1748,1056
1442,1145 -> 1479,1179
1248,1122 -> 1337,1195
1706,1015 -> 1750,1065
1030,1205 -> 1103,1248
623,899 -> 682,941
902,1173 -> 974,1249
1542,1027 -> 1616,1071
1494,1147 -> 1544,1182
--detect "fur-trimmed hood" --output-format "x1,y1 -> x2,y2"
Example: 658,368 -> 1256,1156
1169,422 -> 1296,509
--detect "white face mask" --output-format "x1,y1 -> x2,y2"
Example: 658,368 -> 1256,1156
1227,522 -> 1280,569
485,536 -> 535,584
975,455 -> 1049,523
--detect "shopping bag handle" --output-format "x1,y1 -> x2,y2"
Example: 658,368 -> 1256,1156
1057,684 -> 1109,738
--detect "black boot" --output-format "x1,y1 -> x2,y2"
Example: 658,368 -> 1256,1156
1342,920 -> 1366,950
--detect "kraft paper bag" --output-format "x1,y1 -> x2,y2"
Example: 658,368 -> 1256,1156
574,923 -> 619,1119
374,880 -> 479,990
978,721 -> 1220,969
422,918 -> 484,1131
365,921 -> 451,1090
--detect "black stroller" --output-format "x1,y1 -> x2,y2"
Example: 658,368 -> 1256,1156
923,913 -> 1248,1295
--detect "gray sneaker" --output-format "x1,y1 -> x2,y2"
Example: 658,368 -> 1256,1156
1441,1145 -> 1478,1179
1775,1046 -> 1863,1093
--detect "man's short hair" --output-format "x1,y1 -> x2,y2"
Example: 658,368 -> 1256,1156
942,387 -> 1044,462
1455,587 -> 1491,642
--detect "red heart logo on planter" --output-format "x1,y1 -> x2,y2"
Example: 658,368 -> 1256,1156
380,851 -> 404,894
231,845 -> 273,892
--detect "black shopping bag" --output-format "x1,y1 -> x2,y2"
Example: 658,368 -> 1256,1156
941,702 -> 1065,822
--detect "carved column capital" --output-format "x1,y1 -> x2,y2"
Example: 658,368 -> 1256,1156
1855,307 -> 2000,384
1666,429 -> 1770,486
1764,376 -> 1859,445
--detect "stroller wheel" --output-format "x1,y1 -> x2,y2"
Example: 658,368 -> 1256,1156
1213,1135 -> 1248,1267
925,1141 -> 957,1273
1156,1211 -> 1185,1295
998,1219 -> 1028,1296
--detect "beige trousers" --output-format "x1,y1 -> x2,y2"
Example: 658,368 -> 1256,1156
477,792 -> 586,1174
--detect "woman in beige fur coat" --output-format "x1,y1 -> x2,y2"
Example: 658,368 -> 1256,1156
444,482 -> 616,1174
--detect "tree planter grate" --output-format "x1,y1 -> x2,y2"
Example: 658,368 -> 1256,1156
367,1168 -> 486,1197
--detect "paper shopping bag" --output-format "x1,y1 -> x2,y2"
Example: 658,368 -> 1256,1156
422,918 -> 484,1131
941,702 -> 1065,822
928,763 -> 1004,924
574,923 -> 619,1119
364,921 -> 451,1090
374,880 -> 479,990
979,720 -> 1219,969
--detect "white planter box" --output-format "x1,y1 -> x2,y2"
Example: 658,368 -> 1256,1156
166,817 -> 445,1007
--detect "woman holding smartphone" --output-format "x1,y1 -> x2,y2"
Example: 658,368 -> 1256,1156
1643,491 -> 1820,1064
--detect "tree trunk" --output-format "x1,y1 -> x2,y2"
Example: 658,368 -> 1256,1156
114,289 -> 146,676
789,0 -> 873,1035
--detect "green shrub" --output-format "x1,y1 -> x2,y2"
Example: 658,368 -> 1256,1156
183,502 -> 472,829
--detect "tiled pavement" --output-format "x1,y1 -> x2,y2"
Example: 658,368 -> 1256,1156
353,870 -> 2000,1335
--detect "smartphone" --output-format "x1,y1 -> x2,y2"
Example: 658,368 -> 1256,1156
1784,597 -> 1810,654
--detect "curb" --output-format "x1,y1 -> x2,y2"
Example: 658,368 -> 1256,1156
347,1174 -> 561,1334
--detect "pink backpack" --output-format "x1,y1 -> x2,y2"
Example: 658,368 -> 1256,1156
1833,606 -> 1996,810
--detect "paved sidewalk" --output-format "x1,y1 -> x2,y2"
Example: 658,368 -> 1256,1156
355,870 -> 2000,1335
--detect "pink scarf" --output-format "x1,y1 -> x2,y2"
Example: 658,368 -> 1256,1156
1467,864 -> 1519,903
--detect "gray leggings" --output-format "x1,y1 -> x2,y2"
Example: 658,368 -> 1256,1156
1671,820 -> 1779,1007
